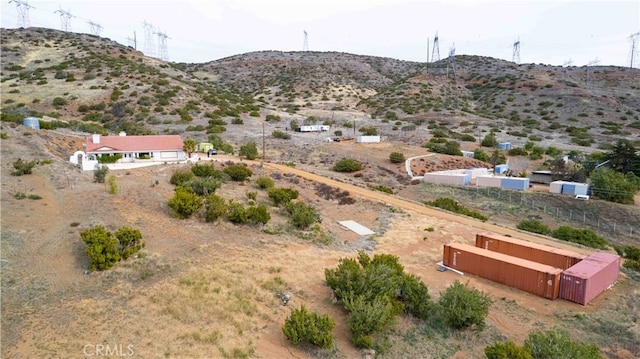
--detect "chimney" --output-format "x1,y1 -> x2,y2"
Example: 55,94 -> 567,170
92,134 -> 101,144
119,131 -> 127,137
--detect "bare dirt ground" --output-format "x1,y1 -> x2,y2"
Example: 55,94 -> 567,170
1,125 -> 639,359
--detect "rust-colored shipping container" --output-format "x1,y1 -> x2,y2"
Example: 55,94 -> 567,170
559,252 -> 620,305
443,243 -> 562,300
476,232 -> 586,270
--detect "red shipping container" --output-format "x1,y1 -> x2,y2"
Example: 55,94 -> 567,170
476,232 -> 586,269
443,242 -> 562,300
559,252 -> 620,305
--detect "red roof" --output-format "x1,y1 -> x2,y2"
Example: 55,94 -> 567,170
85,134 -> 184,153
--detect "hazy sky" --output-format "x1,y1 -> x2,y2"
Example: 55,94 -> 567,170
1,0 -> 639,67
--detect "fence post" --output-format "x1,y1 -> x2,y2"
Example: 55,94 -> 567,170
556,208 -> 559,217
583,212 -> 586,223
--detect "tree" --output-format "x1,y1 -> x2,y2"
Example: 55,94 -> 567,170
608,139 -> 639,175
481,132 -> 498,148
239,141 -> 259,160
223,164 -> 253,181
183,138 -> 197,158
389,152 -> 406,164
282,305 -> 335,349
168,187 -> 203,219
474,149 -> 490,163
589,168 -> 638,204
438,280 -> 492,329
115,226 -> 144,260
489,150 -> 507,166
81,226 -> 120,271
204,193 -> 227,222
524,328 -> 600,359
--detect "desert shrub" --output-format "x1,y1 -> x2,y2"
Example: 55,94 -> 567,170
485,341 -> 533,359
389,151 -> 405,163
481,132 -> 498,147
551,226 -> 608,249
191,163 -> 218,177
170,170 -> 195,186
282,305 -> 335,349
204,194 -> 227,222
474,149 -> 490,162
286,201 -> 321,229
80,226 -> 120,271
12,158 -> 37,176
425,140 -> 463,156
223,164 -> 253,181
239,141 -> 259,160
52,97 -> 67,107
186,177 -> 221,196
438,280 -> 492,329
268,187 -> 299,206
107,175 -> 118,194
256,176 -> 274,189
508,147 -> 529,156
614,245 -> 640,261
168,187 -> 203,219
272,130 -> 291,139
333,159 -> 362,173
114,226 -> 144,260
97,154 -> 122,164
524,328 -> 600,359
516,219 -> 551,235
400,274 -> 433,319
425,198 -> 488,221
246,204 -> 271,225
374,185 -> 393,194
246,191 -> 257,201
93,166 -> 108,183
227,200 -> 248,224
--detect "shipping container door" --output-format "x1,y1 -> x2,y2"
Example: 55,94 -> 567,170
560,274 -> 587,304
561,184 -> 576,194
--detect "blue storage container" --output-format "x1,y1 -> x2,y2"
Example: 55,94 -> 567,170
501,177 -> 529,190
561,184 -> 576,194
494,164 -> 509,174
23,117 -> 40,130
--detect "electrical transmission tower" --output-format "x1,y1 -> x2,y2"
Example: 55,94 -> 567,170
54,6 -> 75,32
155,30 -> 170,61
562,59 -> 573,78
126,31 -> 137,50
9,0 -> 34,28
585,58 -> 600,84
431,31 -> 440,63
446,44 -> 457,82
141,21 -> 156,57
303,30 -> 309,51
628,32 -> 640,69
87,21 -> 103,36
512,38 -> 521,63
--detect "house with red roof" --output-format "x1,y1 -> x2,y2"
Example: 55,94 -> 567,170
70,133 -> 186,171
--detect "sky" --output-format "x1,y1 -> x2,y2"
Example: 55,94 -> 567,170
1,0 -> 639,67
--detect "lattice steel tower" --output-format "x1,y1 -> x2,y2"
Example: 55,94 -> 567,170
431,31 -> 440,63
54,6 -> 74,32
629,32 -> 640,69
142,21 -> 156,57
303,30 -> 309,51
87,21 -> 103,36
512,38 -> 521,64
156,30 -> 170,61
9,0 -> 34,28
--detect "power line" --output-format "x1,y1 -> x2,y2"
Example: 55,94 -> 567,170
8,0 -> 34,28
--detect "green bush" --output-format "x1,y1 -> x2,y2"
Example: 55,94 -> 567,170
168,187 -> 203,219
186,177 -> 221,196
272,130 -> 291,139
107,175 -> 118,194
81,226 -> 120,271
474,149 -> 490,162
400,274 -> 433,319
438,280 -> 492,329
12,158 -> 37,176
282,305 -> 335,349
516,219 -> 551,235
170,170 -> 195,186
551,226 -> 608,249
246,204 -> 271,225
333,159 -> 362,173
481,132 -> 498,148
52,97 -> 67,107
425,197 -> 488,221
286,201 -> 321,229
204,194 -> 227,222
97,154 -> 122,164
485,341 -> 533,359
239,141 -> 259,160
524,328 -> 600,359
223,164 -> 253,181
589,168 -> 638,204
227,200 -> 248,224
191,163 -> 218,177
93,166 -> 108,183
268,187 -> 299,206
256,176 -> 274,189
389,151 -> 406,163
115,226 -> 144,260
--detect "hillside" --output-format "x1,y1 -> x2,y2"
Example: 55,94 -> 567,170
1,27 -> 640,359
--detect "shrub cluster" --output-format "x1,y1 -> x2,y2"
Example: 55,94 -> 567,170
614,245 -> 640,272
223,164 -> 253,181
267,187 -> 299,206
333,158 -> 362,173
282,305 -> 335,349
80,225 -> 145,271
424,197 -> 488,221
516,219 -> 551,235
12,158 -> 37,176
389,151 -> 405,163
551,226 -> 608,249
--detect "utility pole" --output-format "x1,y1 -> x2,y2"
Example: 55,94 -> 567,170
9,0 -> 34,28
303,30 -> 309,51
629,32 -> 640,69
262,122 -> 265,165
127,31 -> 137,50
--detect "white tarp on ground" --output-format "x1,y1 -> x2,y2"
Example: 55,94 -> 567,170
338,220 -> 375,236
